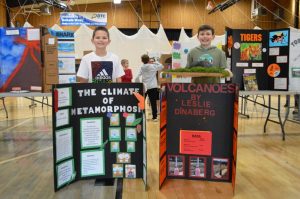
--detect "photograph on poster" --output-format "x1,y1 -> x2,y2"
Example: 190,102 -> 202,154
125,164 -> 136,178
110,142 -> 120,152
292,68 -> 300,78
211,158 -> 229,180
168,155 -> 185,177
112,164 -> 123,178
110,113 -> 120,126
189,157 -> 206,178
269,30 -> 289,47
240,43 -> 262,61
267,63 -> 281,77
243,73 -> 258,91
117,152 -> 131,163
126,114 -> 136,126
125,128 -> 137,141
127,142 -> 135,152
109,127 -> 121,141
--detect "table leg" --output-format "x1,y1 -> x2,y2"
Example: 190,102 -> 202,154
277,95 -> 285,141
263,95 -> 271,133
1,98 -> 8,118
283,95 -> 290,127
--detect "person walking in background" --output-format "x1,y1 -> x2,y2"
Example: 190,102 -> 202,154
135,54 -> 163,121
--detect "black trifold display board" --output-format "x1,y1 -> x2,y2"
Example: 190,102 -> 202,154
159,83 -> 239,193
52,83 -> 147,192
226,28 -> 290,90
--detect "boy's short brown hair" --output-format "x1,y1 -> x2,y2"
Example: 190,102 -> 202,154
141,54 -> 149,64
198,25 -> 215,36
93,26 -> 110,39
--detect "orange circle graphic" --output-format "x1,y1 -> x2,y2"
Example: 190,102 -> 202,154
267,63 -> 281,77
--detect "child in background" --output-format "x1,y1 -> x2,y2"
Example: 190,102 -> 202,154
135,54 -> 163,121
186,24 -> 232,83
121,59 -> 133,83
77,26 -> 124,83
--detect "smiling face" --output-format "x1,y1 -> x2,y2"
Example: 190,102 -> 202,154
197,30 -> 215,48
91,30 -> 110,50
122,60 -> 129,69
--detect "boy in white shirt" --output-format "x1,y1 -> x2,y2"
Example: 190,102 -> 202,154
77,26 -> 124,83
135,54 -> 163,121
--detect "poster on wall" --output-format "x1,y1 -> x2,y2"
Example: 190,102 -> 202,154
53,83 -> 147,191
60,12 -> 107,26
159,83 -> 238,189
0,27 -> 42,92
228,28 -> 290,90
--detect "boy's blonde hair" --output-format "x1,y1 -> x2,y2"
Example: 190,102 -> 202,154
121,59 -> 128,65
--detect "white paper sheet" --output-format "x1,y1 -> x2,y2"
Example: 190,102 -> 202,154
236,63 -> 249,67
56,128 -> 73,162
58,87 -> 72,107
81,150 -> 105,177
27,29 -> 40,41
57,159 -> 74,188
80,118 -> 102,148
276,56 -> 288,63
274,78 -> 287,90
48,38 -> 55,45
56,109 -> 69,127
269,47 -> 280,56
244,69 -> 256,74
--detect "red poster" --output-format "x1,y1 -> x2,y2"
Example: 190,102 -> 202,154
179,130 -> 212,155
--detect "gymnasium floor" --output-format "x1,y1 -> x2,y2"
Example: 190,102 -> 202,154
0,96 -> 300,199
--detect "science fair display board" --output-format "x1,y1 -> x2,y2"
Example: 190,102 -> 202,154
226,28 -> 290,90
159,83 -> 238,192
52,83 -> 147,191
0,27 -> 42,92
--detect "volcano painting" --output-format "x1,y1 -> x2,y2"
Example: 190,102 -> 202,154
0,27 -> 42,92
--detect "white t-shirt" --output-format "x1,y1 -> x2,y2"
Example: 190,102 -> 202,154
77,52 -> 124,83
135,62 -> 163,90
